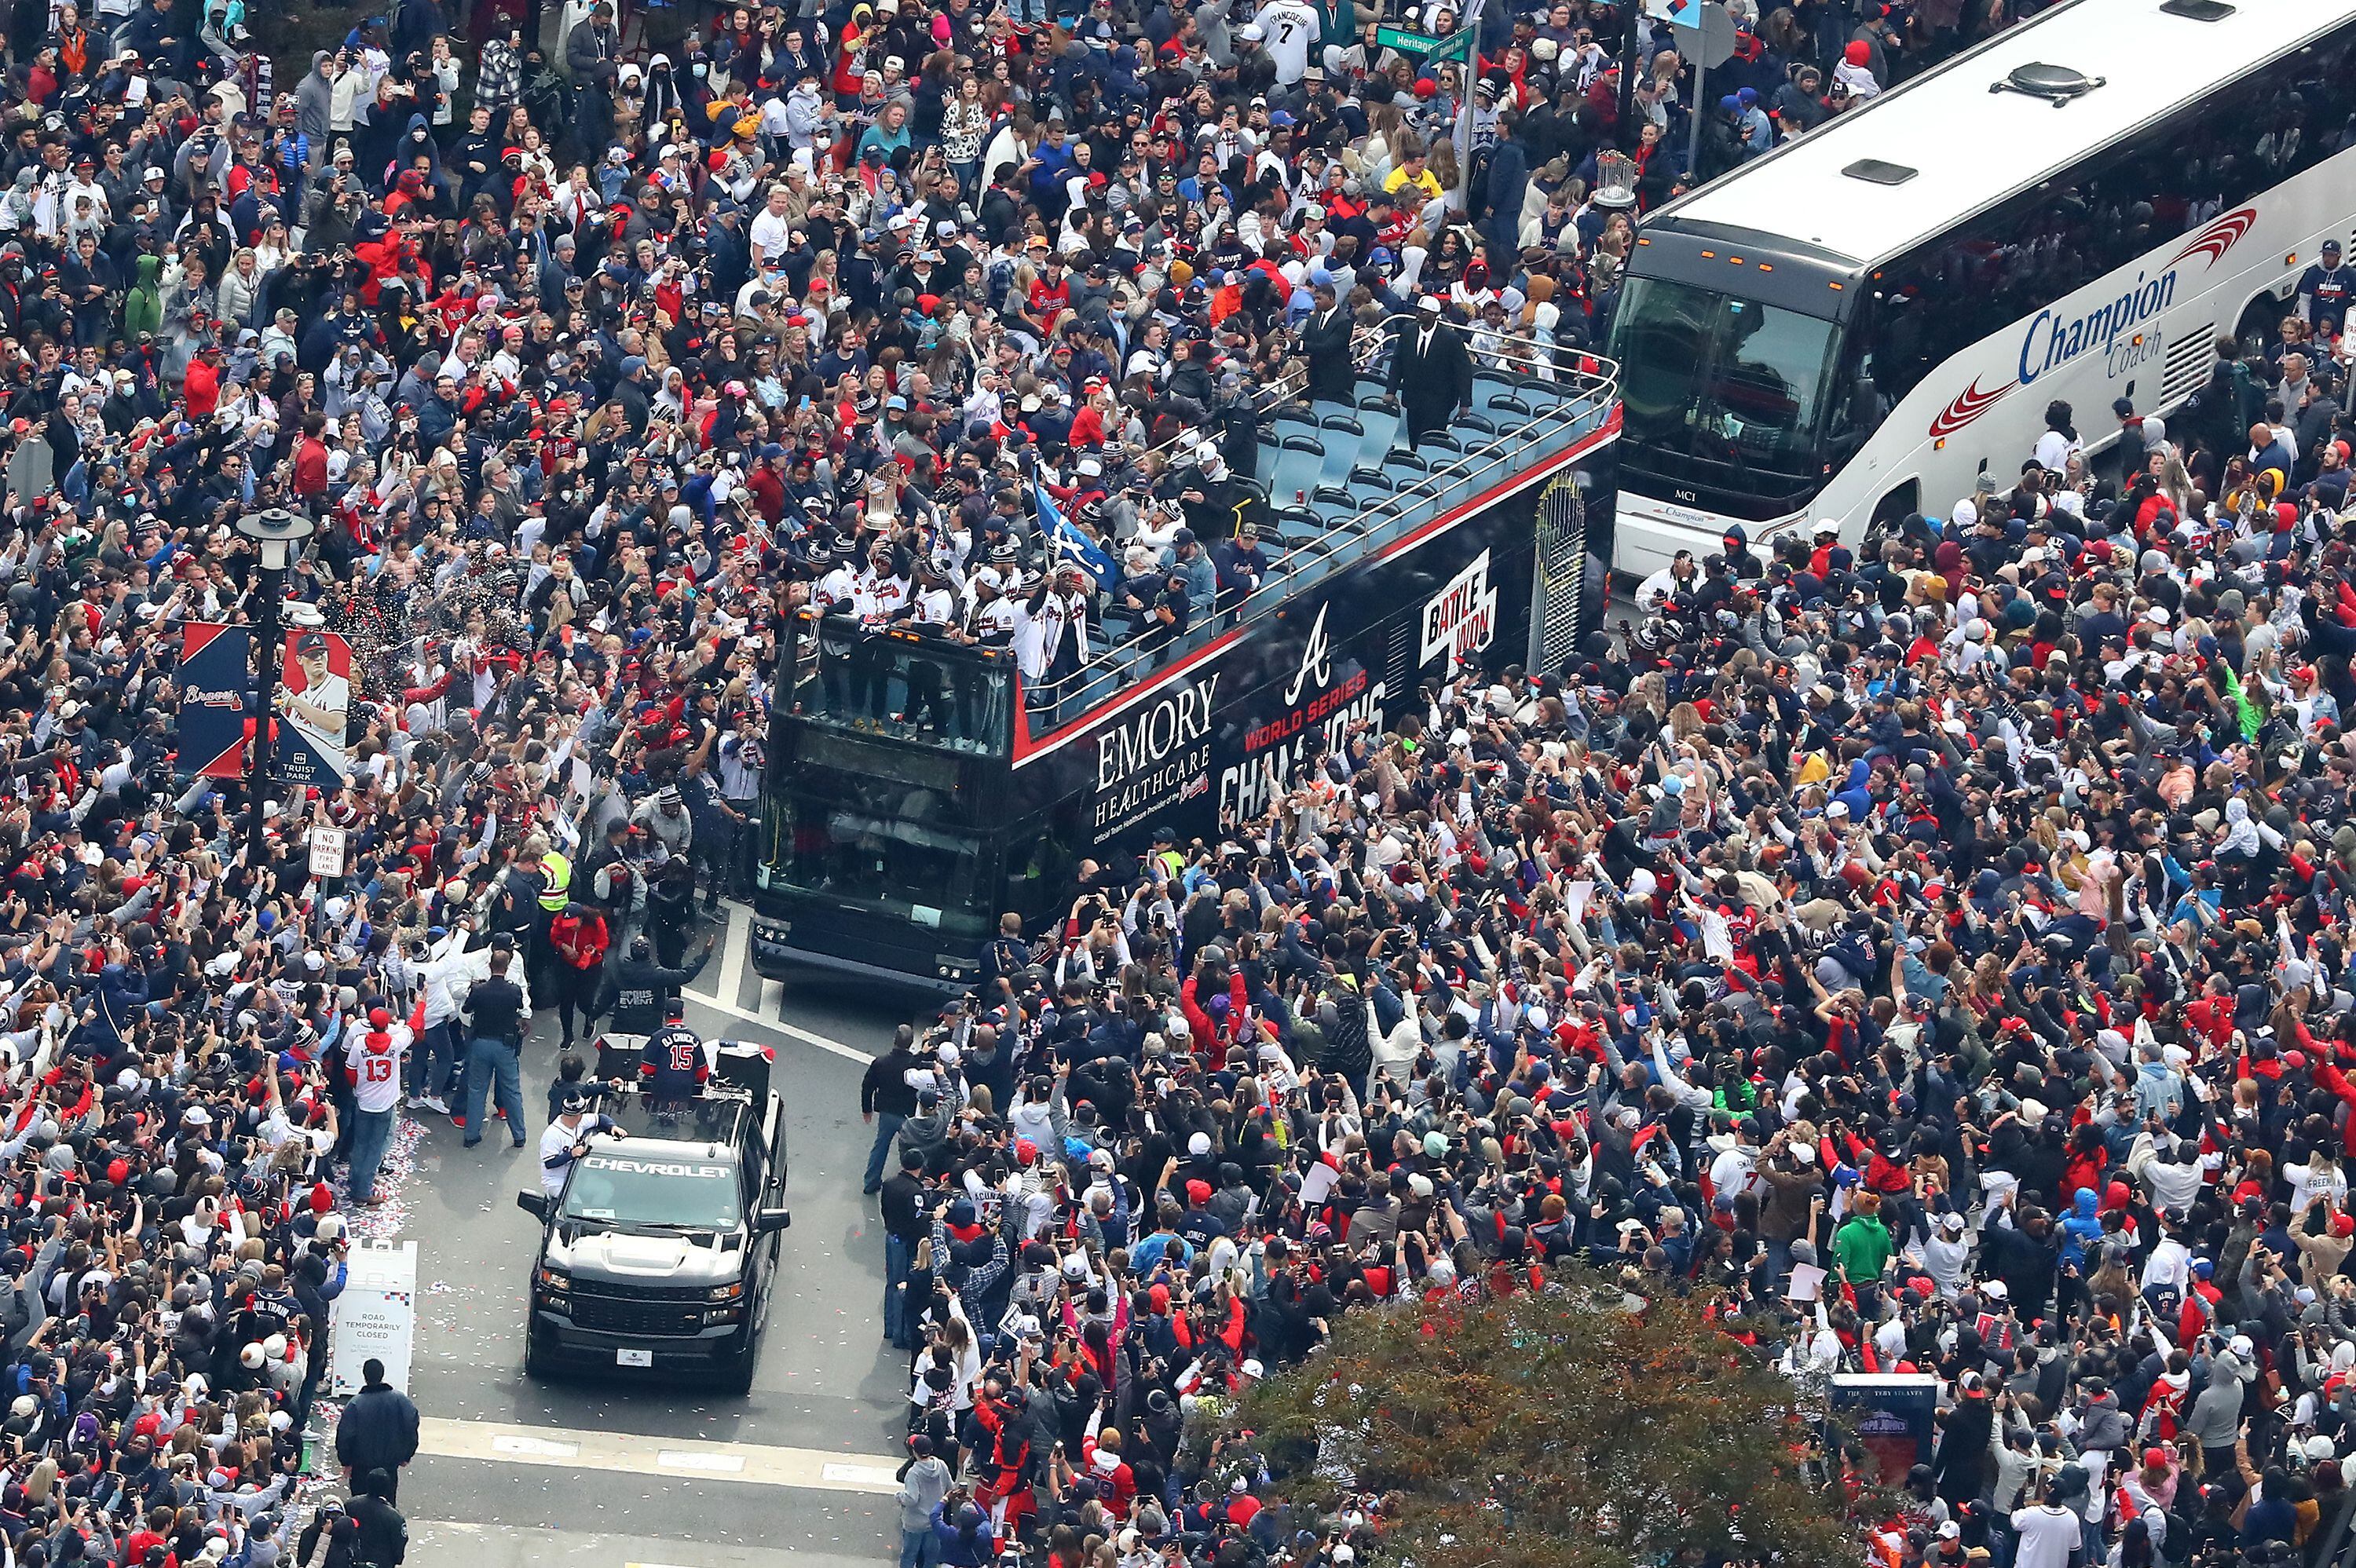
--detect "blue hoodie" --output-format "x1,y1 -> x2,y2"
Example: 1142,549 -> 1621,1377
2059,1186 -> 2103,1270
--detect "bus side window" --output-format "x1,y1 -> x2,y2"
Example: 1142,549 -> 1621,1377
1824,316 -> 1885,462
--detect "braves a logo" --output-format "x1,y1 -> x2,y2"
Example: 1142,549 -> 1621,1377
1284,604 -> 1334,706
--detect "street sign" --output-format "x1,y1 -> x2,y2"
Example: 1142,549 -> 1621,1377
1670,0 -> 1737,67
1377,21 -> 1473,57
329,1240 -> 418,1395
308,826 -> 347,878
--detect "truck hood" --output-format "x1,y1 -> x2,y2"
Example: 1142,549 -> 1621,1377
550,1226 -> 743,1285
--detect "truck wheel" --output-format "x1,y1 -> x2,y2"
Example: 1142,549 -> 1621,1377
524,1336 -> 557,1383
720,1339 -> 758,1396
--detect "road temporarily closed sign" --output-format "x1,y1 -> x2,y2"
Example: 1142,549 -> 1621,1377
329,1239 -> 419,1396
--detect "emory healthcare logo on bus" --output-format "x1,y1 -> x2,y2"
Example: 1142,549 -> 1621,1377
1926,206 -> 2255,439
1092,674 -> 1219,837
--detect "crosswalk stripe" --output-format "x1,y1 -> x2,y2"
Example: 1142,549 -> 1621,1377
415,1416 -> 903,1494
713,906 -> 748,1011
679,986 -> 875,1065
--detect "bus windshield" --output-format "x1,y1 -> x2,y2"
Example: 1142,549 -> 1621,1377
769,751 -> 993,941
796,613 -> 1012,757
1610,276 -> 1842,512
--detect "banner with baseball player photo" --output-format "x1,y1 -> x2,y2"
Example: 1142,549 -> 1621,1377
274,629 -> 354,788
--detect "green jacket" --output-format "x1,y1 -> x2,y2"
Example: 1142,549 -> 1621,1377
1312,0 -> 1354,52
1831,1212 -> 1893,1283
122,254 -> 161,342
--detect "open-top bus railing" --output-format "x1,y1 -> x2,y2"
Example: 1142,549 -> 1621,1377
784,316 -> 1621,752
1019,316 -> 1620,733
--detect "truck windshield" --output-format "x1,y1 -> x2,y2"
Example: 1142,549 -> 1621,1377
559,1151 -> 742,1230
1608,276 -> 1842,513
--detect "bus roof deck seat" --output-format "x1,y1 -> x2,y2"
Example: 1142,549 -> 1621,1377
1348,464 -> 1395,492
1273,506 -> 1327,546
1454,409 -> 1498,437
1266,434 -> 1326,507
1268,404 -> 1319,436
1317,415 -> 1364,484
1311,484 -> 1361,519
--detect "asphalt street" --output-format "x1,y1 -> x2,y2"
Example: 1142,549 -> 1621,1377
375,904 -> 928,1568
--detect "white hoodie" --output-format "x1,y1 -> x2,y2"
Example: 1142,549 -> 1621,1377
419,929 -> 533,1029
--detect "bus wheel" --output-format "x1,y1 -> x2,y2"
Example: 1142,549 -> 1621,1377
2237,294 -> 2285,356
1864,481 -> 1919,552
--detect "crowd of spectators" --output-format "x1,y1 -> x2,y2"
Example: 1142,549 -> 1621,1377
865,358 -> 2356,1568
0,0 -> 2348,1562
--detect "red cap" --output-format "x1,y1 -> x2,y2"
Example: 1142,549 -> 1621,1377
368,1007 -> 390,1029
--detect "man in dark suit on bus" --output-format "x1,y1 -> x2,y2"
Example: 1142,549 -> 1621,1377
1389,296 -> 1475,451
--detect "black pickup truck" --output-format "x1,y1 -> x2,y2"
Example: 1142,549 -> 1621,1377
516,1040 -> 791,1394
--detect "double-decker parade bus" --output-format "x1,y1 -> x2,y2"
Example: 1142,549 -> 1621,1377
748,323 -> 1620,989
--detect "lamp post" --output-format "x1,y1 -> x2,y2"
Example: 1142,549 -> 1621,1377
233,507 -> 316,870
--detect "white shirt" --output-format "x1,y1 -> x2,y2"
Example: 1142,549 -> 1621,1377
540,1118 -> 586,1197
287,671 -> 351,764
2032,427 -> 2079,473
1251,0 -> 1319,82
2012,1504 -> 2081,1568
748,206 -> 794,265
342,1023 -> 412,1113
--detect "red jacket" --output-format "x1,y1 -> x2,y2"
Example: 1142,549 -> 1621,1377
550,912 -> 609,971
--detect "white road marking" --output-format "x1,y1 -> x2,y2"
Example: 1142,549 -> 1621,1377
713,905 -> 748,1012
491,1434 -> 579,1458
821,1462 -> 899,1487
415,1417 -> 902,1494
680,987 -> 875,1065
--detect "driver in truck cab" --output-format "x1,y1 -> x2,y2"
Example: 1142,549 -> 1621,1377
540,1091 -> 627,1197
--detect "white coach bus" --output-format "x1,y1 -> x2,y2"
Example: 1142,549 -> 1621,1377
1604,0 -> 2356,579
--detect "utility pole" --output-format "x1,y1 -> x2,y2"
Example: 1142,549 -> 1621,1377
235,507 -> 316,869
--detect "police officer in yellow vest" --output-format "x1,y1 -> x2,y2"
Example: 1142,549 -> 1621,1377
1150,825 -> 1185,883
536,846 -> 572,994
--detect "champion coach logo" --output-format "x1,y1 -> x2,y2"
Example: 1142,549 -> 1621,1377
1929,377 -> 2014,438
2168,206 -> 2256,269
1924,207 -> 2254,438
1285,604 -> 1335,705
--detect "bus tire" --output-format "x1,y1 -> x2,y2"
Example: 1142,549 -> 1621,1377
2236,294 -> 2285,356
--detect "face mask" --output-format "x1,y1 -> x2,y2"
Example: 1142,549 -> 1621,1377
692,61 -> 706,75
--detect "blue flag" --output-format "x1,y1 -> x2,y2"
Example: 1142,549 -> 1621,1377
1038,479 -> 1114,589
